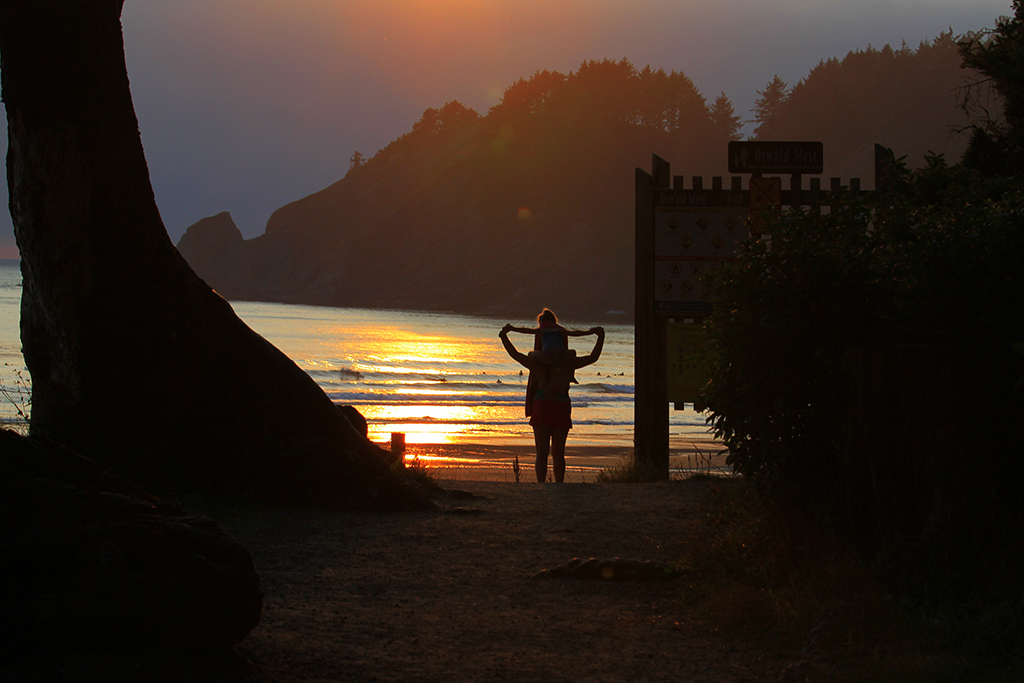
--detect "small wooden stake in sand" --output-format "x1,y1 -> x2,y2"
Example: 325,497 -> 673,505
391,433 -> 406,467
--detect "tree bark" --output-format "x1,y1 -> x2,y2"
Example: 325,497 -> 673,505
0,0 -> 414,505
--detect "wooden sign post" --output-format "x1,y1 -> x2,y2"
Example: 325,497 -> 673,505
634,144 -> 877,478
634,162 -> 668,476
635,155 -> 748,478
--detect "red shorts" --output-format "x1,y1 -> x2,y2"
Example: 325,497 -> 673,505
529,398 -> 572,431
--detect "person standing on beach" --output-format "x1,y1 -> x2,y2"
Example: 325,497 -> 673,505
505,308 -> 592,414
499,318 -> 605,482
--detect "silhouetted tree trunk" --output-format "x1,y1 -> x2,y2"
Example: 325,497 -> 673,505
0,0 -> 418,506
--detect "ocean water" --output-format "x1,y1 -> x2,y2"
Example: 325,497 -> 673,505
0,260 -> 714,447
0,260 -> 29,431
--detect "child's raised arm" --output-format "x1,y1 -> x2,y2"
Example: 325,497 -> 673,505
506,325 -> 538,335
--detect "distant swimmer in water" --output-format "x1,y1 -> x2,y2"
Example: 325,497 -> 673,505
499,313 -> 605,483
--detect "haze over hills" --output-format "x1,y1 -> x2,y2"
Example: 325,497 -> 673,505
178,39 -> 974,321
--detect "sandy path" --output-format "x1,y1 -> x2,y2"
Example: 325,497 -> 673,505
217,480 -> 790,682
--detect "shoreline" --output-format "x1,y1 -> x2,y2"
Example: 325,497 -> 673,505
227,296 -> 636,325
386,439 -> 730,482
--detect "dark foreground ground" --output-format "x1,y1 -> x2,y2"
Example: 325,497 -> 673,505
8,479 -> 812,682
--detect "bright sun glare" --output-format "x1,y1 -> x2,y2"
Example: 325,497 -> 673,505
337,323 -> 509,444
361,404 -> 490,445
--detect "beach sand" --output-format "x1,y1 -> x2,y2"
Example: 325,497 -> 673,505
13,443 -> 799,683
397,439 -> 730,483
213,473 -> 795,682
195,442 -> 796,682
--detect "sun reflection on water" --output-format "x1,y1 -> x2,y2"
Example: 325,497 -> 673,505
356,327 -> 488,367
398,388 -> 480,395
322,323 -> 523,444
359,404 -> 509,444
402,453 -> 482,464
228,303 -> 656,448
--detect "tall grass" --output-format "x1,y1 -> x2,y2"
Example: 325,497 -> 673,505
595,451 -> 665,483
596,446 -> 729,483
1,363 -> 31,434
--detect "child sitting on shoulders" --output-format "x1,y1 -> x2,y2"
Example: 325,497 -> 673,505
505,309 -> 602,417
505,308 -> 592,368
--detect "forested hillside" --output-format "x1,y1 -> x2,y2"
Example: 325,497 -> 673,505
179,38 -> 974,319
752,33 -> 972,176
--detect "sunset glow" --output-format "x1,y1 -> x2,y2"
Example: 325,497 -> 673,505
0,1 -> 1004,258
237,309 -> 533,445
210,304 -> 687,448
340,325 -> 485,367
358,404 -> 507,445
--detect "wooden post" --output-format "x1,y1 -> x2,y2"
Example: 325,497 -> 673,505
390,432 -> 406,467
634,157 -> 670,479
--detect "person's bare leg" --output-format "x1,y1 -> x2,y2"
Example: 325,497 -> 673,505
551,429 -> 569,482
533,426 -> 551,482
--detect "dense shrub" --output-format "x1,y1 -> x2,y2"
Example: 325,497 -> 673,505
700,153 -> 1024,592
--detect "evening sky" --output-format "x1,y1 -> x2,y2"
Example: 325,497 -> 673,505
0,0 -> 1010,258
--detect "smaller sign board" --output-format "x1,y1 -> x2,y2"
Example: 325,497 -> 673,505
728,141 -> 823,175
667,322 -> 706,404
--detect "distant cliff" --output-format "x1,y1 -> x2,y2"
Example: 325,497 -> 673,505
178,99 -> 678,321
178,49 -> 970,321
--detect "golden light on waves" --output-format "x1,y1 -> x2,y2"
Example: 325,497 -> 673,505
360,405 -> 500,445
307,318 -> 524,445
351,326 -> 486,368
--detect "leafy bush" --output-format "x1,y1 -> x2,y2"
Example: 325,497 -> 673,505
700,153 -> 1024,591
700,190 -> 879,496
